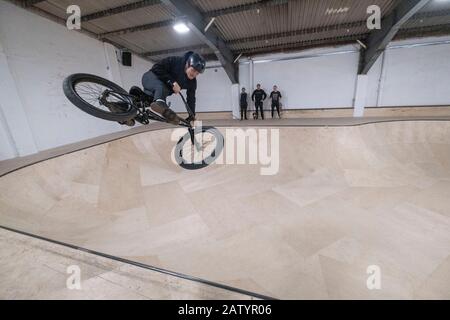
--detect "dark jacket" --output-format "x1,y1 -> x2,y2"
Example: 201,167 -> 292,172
270,91 -> 282,103
150,51 -> 197,113
240,92 -> 248,106
252,89 -> 267,103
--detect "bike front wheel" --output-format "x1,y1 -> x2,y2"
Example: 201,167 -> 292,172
174,126 -> 224,170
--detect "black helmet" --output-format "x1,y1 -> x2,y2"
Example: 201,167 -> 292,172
187,53 -> 206,73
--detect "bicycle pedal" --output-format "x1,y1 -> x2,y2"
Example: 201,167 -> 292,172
118,119 -> 135,127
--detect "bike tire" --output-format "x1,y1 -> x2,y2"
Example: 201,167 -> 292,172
63,73 -> 137,122
174,126 -> 224,170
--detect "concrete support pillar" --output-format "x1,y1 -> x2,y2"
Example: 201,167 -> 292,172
353,75 -> 369,117
231,84 -> 240,119
249,58 -> 254,95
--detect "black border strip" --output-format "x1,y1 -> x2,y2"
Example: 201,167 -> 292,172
0,225 -> 277,300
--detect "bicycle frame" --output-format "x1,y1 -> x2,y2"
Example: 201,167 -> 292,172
105,89 -> 202,151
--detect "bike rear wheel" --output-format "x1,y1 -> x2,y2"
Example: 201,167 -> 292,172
174,127 -> 224,170
63,73 -> 137,122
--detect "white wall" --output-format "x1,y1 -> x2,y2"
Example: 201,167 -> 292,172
0,0 -> 152,160
253,49 -> 359,109
239,63 -> 251,95
378,36 -> 450,107
238,46 -> 359,110
119,54 -> 154,91
239,37 -> 450,110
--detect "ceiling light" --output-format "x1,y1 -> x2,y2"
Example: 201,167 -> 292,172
173,22 -> 190,34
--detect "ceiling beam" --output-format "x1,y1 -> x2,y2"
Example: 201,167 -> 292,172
82,0 -> 161,22
98,20 -> 172,38
161,0 -> 238,83
201,54 -> 219,61
96,0 -> 288,39
97,0 -> 450,41
228,21 -> 366,45
413,8 -> 450,20
97,3 -> 447,47
205,0 -> 288,18
242,23 -> 450,56
143,34 -> 365,60
143,21 -> 366,56
23,0 -> 45,7
83,0 -> 287,23
359,0 -> 432,74
143,44 -> 209,57
397,23 -> 450,39
240,34 -> 366,56
143,14 -> 450,59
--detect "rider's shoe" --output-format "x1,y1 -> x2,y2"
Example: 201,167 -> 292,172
150,100 -> 182,125
119,119 -> 135,127
107,102 -> 129,113
105,102 -> 135,126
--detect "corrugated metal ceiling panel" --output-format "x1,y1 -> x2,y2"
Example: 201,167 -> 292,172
214,0 -> 398,42
112,26 -> 206,52
88,4 -> 173,32
37,0 -> 140,17
192,0 -> 258,12
27,0 -> 450,58
229,26 -> 368,51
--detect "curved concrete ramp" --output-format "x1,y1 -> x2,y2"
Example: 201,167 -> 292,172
1,121 -> 450,299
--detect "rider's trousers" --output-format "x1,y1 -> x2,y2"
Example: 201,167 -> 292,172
142,71 -> 170,104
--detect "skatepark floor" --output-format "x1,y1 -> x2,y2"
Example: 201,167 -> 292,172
1,116 -> 450,299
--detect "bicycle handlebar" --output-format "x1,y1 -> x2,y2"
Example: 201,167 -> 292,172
167,81 -> 195,120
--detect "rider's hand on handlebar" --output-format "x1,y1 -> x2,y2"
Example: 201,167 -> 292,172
186,115 -> 196,123
172,82 -> 181,94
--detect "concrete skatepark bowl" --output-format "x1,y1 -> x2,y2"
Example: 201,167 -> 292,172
1,120 -> 449,299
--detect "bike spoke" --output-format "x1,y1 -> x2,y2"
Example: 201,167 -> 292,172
74,81 -> 131,113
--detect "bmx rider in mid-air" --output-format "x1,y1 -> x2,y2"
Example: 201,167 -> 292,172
142,51 -> 206,125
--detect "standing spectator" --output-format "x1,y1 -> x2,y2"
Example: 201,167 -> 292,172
252,84 -> 267,120
240,88 -> 248,120
270,85 -> 282,119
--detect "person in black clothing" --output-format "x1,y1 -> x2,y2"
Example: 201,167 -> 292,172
251,84 -> 267,120
270,85 -> 282,119
141,51 -> 206,125
240,88 -> 248,120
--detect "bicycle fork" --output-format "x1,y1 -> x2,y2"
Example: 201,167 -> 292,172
189,127 -> 203,152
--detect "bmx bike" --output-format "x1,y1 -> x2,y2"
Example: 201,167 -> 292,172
62,73 -> 224,170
